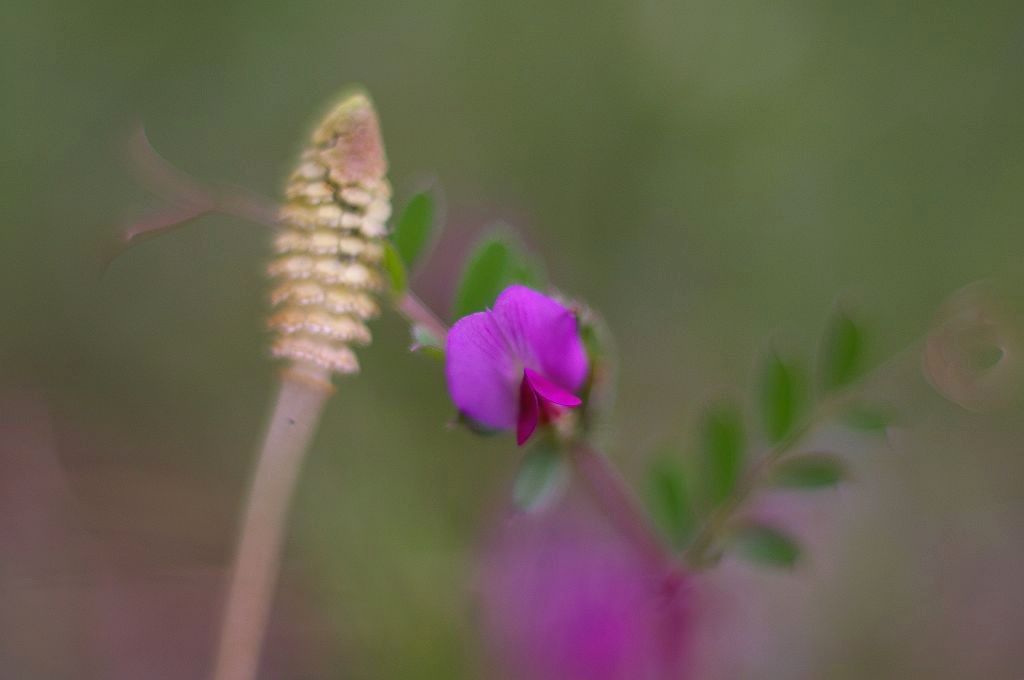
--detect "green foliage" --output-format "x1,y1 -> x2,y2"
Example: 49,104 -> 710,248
760,351 -> 802,444
451,231 -> 544,321
772,453 -> 846,488
513,440 -> 567,511
818,307 -> 865,392
646,458 -> 696,550
731,522 -> 801,568
700,403 -> 745,506
381,241 -> 407,296
393,191 -> 436,269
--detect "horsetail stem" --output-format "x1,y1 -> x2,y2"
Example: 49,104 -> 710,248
213,91 -> 390,680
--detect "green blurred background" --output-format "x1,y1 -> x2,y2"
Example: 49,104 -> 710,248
3,0 -> 1024,677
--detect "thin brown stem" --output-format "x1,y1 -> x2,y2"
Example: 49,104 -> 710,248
211,364 -> 333,680
569,442 -> 672,569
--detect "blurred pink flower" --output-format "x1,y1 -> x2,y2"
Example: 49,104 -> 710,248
446,286 -> 589,445
479,502 -> 690,680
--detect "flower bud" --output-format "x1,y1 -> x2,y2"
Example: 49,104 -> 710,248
268,92 -> 391,375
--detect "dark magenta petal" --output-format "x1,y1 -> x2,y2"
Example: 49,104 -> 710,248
517,378 -> 540,445
524,368 -> 583,408
492,287 -> 589,393
446,310 -> 520,430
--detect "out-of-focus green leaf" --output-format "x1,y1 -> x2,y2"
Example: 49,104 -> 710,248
700,403 -> 745,506
843,403 -> 891,433
771,453 -> 846,488
513,441 -> 567,512
393,191 -> 436,269
731,523 -> 801,568
381,241 -> 407,295
647,458 -> 696,550
451,231 -> 544,321
410,325 -> 444,359
818,308 -> 864,391
760,351 -> 802,443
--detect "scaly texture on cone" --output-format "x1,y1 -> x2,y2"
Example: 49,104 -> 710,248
267,91 -> 392,375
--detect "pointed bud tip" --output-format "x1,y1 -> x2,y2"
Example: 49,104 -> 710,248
311,88 -> 387,182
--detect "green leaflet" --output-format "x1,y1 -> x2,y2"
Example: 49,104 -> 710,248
451,231 -> 544,321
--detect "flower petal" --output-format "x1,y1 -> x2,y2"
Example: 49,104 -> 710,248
524,368 -> 583,408
517,377 -> 540,445
446,310 -> 520,429
492,286 -> 589,392
480,503 -> 692,680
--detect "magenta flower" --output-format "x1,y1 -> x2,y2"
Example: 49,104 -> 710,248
479,502 -> 691,680
446,286 -> 589,444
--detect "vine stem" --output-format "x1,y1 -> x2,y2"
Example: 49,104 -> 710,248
211,363 -> 333,680
569,441 -> 673,569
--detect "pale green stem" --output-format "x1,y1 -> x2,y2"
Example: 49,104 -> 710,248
395,292 -> 449,344
211,364 -> 332,680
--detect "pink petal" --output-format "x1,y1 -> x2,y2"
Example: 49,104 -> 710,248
446,311 -> 520,429
517,378 -> 540,445
492,287 -> 589,393
524,368 -> 582,407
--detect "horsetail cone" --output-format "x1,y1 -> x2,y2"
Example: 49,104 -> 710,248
267,92 -> 392,376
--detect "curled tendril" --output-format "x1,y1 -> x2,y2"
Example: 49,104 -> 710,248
923,281 -> 1024,412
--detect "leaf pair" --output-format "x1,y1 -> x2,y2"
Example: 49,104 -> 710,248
385,191 -> 545,327
759,304 -> 867,444
760,304 -> 872,424
643,404 -> 745,557
646,437 -> 805,570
